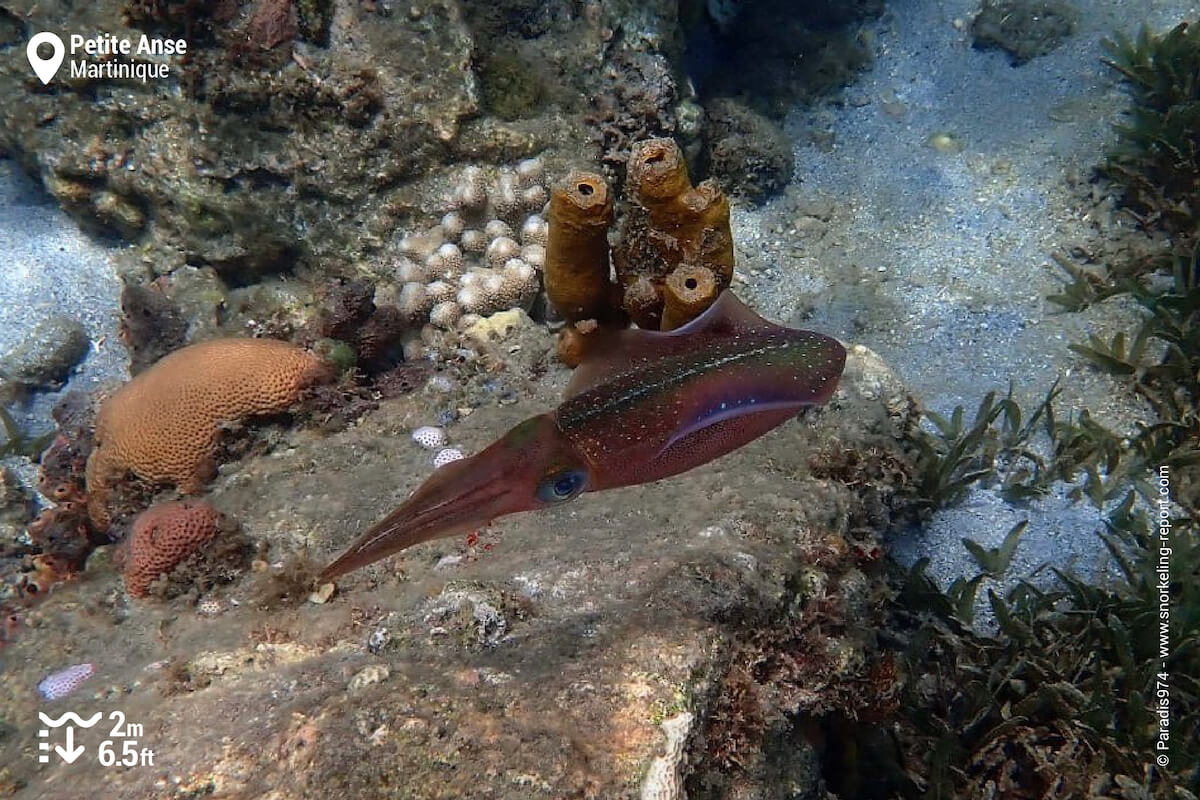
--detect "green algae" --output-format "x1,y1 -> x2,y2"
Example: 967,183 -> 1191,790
477,50 -> 546,121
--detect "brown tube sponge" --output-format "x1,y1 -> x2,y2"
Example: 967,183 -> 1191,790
662,265 -> 719,330
545,171 -> 614,322
626,141 -> 734,282
690,181 -> 735,286
622,275 -> 663,330
627,138 -> 692,211
616,139 -> 735,329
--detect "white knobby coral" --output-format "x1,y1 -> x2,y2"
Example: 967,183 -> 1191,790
520,214 -> 548,246
485,236 -> 520,269
502,259 -> 540,309
491,170 -> 522,221
429,301 -> 461,330
456,268 -> 510,316
521,243 -> 546,269
426,280 -> 455,304
435,243 -> 464,279
454,165 -> 488,211
520,184 -> 548,212
516,156 -> 544,187
440,211 -> 466,241
460,229 -> 487,254
484,219 -> 513,239
395,257 -> 425,284
384,155 -> 552,336
640,712 -> 694,800
398,282 -> 432,323
457,283 -> 487,315
399,227 -> 444,260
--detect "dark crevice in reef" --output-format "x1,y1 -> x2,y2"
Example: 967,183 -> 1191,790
681,0 -> 884,116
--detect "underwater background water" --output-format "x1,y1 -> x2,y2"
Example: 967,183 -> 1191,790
1,0 -> 1197,797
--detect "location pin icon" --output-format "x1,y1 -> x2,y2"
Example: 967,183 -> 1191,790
27,32 -> 65,85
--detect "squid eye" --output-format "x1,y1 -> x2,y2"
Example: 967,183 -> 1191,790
536,469 -> 588,504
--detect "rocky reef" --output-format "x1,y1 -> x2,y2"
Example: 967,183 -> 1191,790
970,0 -> 1078,65
0,328 -> 919,798
0,0 -> 878,297
0,1 -> 964,795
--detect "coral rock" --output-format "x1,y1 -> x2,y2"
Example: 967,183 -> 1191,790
356,305 -> 407,371
705,98 -> 795,203
85,339 -> 333,527
1,314 -> 90,390
640,712 -> 693,800
123,500 -> 229,598
27,502 -> 92,573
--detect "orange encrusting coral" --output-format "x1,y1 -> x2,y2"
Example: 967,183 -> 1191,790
85,338 -> 333,528
123,500 -> 226,598
544,171 -> 615,323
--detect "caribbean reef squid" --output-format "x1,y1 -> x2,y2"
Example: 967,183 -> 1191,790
321,291 -> 847,580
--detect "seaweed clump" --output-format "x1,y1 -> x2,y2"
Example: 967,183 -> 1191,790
893,30 -> 1200,780
893,491 -> 1199,797
885,373 -> 1198,795
1102,22 -> 1200,243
